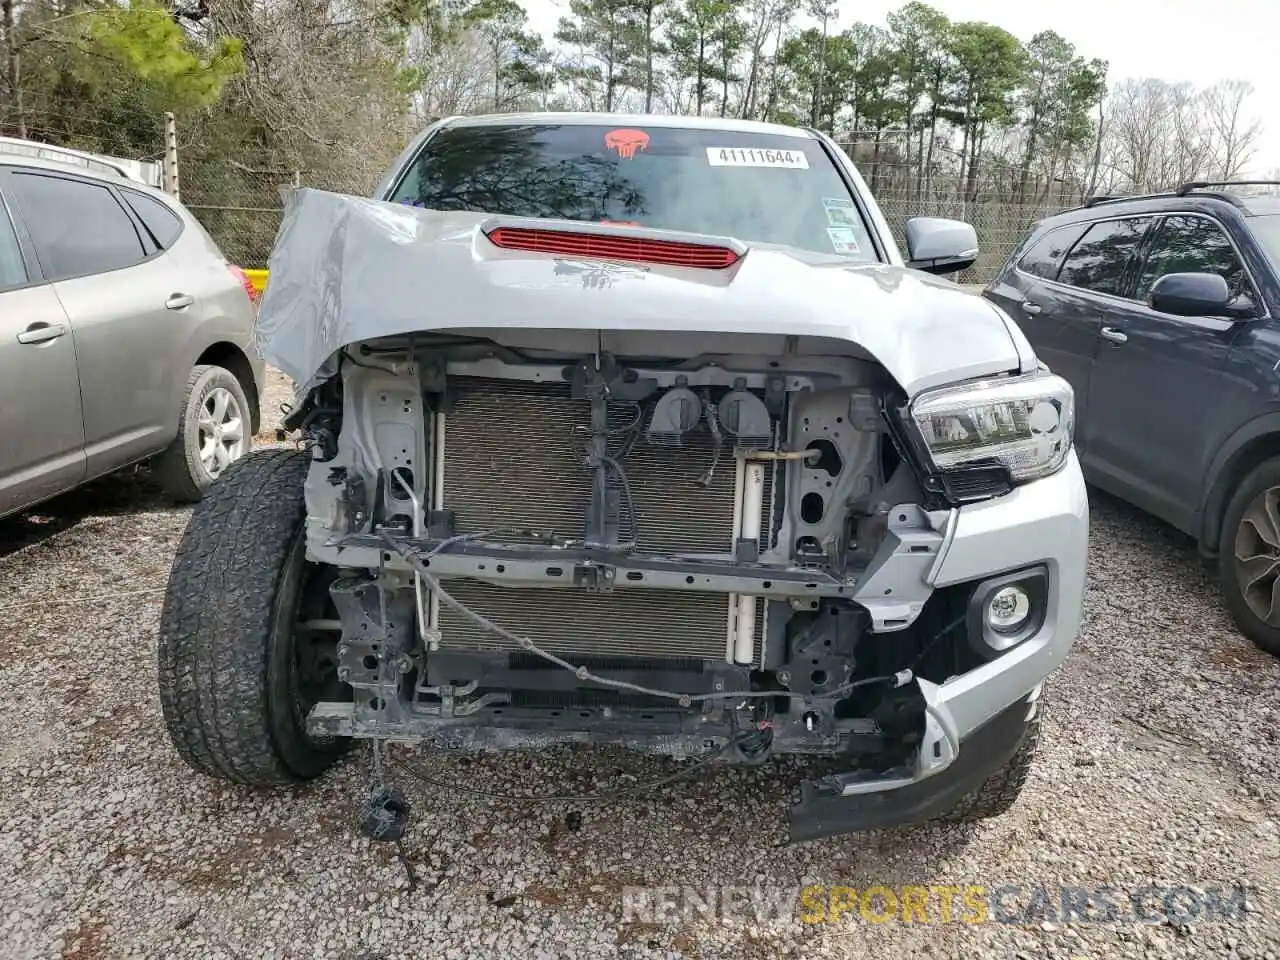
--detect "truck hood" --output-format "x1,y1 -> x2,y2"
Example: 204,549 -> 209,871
256,188 -> 1024,396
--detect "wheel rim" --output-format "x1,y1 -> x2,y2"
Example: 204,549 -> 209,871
1233,485 -> 1280,626
278,535 -> 344,748
197,387 -> 245,479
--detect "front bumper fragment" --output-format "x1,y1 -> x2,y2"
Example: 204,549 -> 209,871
787,453 -> 1086,841
788,687 -> 1039,842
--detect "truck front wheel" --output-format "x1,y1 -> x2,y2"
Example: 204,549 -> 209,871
157,448 -> 349,785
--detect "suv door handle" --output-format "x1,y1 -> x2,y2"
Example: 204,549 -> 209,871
16,321 -> 67,345
165,293 -> 195,310
1021,301 -> 1042,315
1101,326 -> 1128,344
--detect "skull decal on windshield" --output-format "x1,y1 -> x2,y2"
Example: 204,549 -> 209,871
604,128 -> 651,160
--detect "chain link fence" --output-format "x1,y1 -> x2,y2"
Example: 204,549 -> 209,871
178,148 -> 381,268
835,132 -> 1081,282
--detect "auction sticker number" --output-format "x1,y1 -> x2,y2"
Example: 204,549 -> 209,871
707,147 -> 809,169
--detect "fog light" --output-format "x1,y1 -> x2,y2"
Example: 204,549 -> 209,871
986,585 -> 1031,634
966,566 -> 1048,661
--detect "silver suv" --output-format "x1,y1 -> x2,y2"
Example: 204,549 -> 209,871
0,140 -> 263,516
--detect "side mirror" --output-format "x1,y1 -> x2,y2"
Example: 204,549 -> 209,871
905,217 -> 979,275
1147,272 -> 1240,318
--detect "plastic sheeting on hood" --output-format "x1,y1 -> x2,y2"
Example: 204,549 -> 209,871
254,188 -> 1023,397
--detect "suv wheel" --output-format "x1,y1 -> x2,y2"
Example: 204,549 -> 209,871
154,364 -> 253,502
1218,456 -> 1280,657
158,448 -> 350,784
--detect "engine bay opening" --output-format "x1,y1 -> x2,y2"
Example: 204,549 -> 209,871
291,331 -> 966,765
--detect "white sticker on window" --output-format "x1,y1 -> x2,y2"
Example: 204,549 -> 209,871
706,147 -> 809,169
826,226 -> 861,254
822,197 -> 859,228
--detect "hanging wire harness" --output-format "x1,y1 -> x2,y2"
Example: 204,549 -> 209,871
379,527 -> 917,706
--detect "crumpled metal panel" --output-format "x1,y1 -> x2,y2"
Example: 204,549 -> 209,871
253,188 -> 1022,398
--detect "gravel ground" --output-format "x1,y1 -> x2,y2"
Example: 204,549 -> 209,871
2,369 -> 1278,960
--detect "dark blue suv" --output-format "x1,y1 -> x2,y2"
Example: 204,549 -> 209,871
984,182 -> 1280,657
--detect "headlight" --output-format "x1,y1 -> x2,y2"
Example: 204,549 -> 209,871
909,371 -> 1074,483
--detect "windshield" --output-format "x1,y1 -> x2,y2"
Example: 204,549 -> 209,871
1254,214 -> 1280,271
387,123 -> 879,262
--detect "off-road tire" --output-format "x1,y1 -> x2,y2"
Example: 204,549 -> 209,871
158,448 -> 349,785
1217,455 -> 1280,657
154,365 -> 253,503
938,691 -> 1044,824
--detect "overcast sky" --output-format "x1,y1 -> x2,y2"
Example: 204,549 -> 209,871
522,0 -> 1278,174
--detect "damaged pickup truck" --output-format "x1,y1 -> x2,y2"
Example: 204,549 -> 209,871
157,114 -> 1088,842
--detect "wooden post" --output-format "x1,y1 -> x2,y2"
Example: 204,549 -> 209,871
163,111 -> 180,200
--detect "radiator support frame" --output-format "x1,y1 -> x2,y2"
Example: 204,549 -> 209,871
339,531 -> 860,599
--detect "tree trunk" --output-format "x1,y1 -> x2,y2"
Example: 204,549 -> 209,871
741,60 -> 756,118
720,50 -> 729,117
1017,108 -> 1041,204
2,0 -> 22,139
493,46 -> 501,110
966,122 -> 984,204
604,33 -> 615,111
644,5 -> 655,112
924,105 -> 939,199
913,128 -> 924,204
1085,99 -> 1105,200
1039,151 -> 1058,204
815,21 -> 827,131
742,28 -> 762,118
696,36 -> 705,114
763,16 -> 783,122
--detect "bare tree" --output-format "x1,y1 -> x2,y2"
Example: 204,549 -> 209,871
1,0 -> 22,137
1098,76 -> 1264,194
1169,82 -> 1216,184
407,27 -> 494,119
738,0 -> 794,119
1202,79 -> 1263,179
1104,78 -> 1173,192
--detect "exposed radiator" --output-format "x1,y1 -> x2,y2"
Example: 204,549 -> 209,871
437,581 -> 735,659
434,376 -> 772,662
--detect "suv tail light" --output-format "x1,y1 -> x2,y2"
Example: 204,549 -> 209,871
228,264 -> 259,304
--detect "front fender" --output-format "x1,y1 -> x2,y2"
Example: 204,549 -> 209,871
990,298 -> 1041,376
1198,411 -> 1280,552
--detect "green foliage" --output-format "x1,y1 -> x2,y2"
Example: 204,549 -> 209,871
708,2 -> 747,115
947,21 -> 1027,129
884,1 -> 949,128
85,2 -> 243,110
458,0 -> 549,106
666,0 -> 740,113
620,0 -> 669,111
848,25 -> 901,132
555,0 -> 636,109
